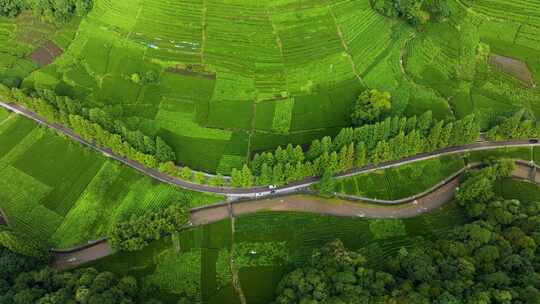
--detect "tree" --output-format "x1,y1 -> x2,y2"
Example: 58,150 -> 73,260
155,136 -> 175,163
274,181 -> 540,304
158,161 -> 177,175
0,246 -> 154,303
351,89 -> 392,125
110,204 -> 188,251
306,139 -> 322,160
316,170 -> 335,197
142,70 -> 159,84
193,172 -> 205,184
354,142 -> 367,168
240,164 -> 253,188
180,167 -> 192,180
0,0 -> 23,17
371,0 -> 449,26
231,168 -> 242,187
130,73 -> 141,84
208,174 -> 225,187
487,109 -> 535,141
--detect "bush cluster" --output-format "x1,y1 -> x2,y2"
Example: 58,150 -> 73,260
371,0 -> 450,26
109,204 -> 189,252
0,0 -> 92,24
486,109 -> 540,141
0,246 -> 165,303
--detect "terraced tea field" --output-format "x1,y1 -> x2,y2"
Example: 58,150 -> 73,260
0,0 -> 537,176
0,115 -> 222,250
15,0 -> 415,173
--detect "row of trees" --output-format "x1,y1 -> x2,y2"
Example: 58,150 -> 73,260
371,0 -> 451,26
0,246 -> 167,303
248,111 -> 480,187
0,0 -> 92,23
486,109 -> 540,141
1,85 -> 176,169
109,204 -> 189,252
274,160 -> 540,303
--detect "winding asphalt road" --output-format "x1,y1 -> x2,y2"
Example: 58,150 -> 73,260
1,100 -> 539,199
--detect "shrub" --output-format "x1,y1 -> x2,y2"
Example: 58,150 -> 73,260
109,204 -> 189,251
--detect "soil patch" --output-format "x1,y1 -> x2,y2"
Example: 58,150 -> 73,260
27,40 -> 63,66
489,54 -> 535,87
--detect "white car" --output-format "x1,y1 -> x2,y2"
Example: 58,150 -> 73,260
268,185 -> 277,189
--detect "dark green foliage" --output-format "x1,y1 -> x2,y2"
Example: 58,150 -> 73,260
456,159 -> 515,217
274,162 -> 540,303
315,170 -> 336,198
109,204 -> 189,252
351,89 -> 392,126
487,109 -> 540,141
0,0 -> 93,23
371,0 -> 450,26
0,0 -> 24,17
231,164 -> 253,187
252,111 -> 480,186
0,246 -> 160,303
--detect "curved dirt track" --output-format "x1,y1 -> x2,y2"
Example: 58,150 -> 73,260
51,160 -> 538,269
191,161 -> 538,225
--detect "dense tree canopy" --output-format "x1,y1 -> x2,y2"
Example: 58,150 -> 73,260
109,204 -> 189,252
487,109 -> 540,141
274,161 -> 540,303
251,111 -> 480,186
0,0 -> 93,23
351,89 -> 392,126
371,0 -> 450,26
0,246 -> 163,303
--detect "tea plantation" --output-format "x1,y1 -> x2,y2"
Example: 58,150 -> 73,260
1,0 -> 540,303
0,115 -> 222,253
0,0 -> 537,174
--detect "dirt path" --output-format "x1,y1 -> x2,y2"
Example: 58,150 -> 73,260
50,161 -> 538,269
192,161 -> 539,224
51,239 -> 112,270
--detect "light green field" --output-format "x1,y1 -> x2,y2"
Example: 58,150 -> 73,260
0,115 -> 223,249
20,0 -> 405,173
335,155 -> 465,199
0,0 -> 536,175
403,0 -> 540,127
